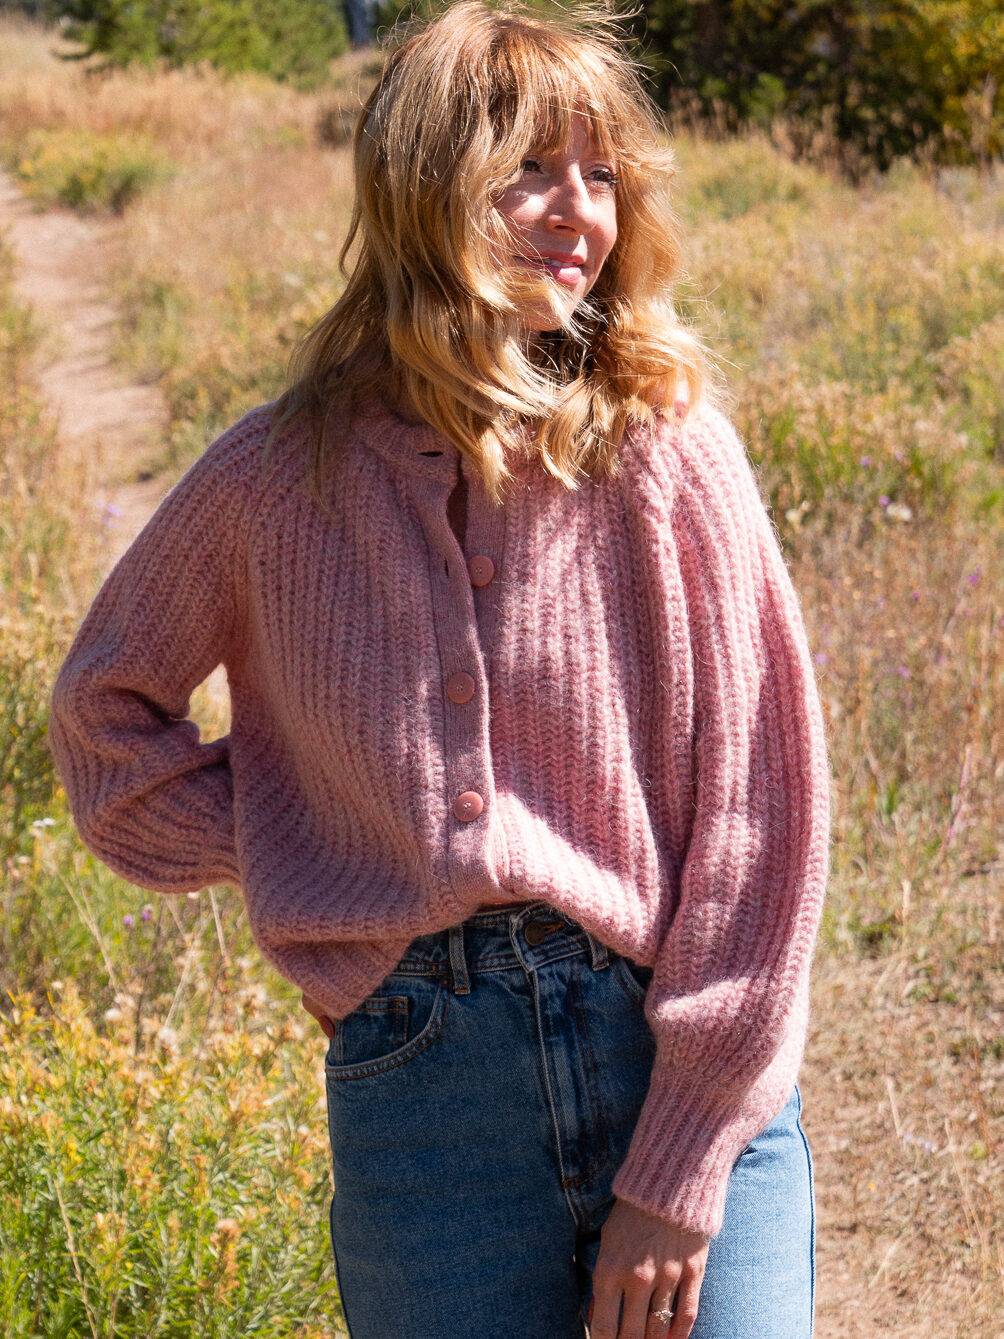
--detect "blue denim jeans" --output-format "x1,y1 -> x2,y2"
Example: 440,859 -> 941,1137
324,903 -> 815,1339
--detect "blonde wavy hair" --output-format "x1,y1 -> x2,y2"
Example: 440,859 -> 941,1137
269,0 -> 707,506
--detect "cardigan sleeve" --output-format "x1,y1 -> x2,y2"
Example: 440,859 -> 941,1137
611,407 -> 831,1238
47,411 -> 265,894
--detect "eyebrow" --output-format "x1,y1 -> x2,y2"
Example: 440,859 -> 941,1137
522,143 -> 618,163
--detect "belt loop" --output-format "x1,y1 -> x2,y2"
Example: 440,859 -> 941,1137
448,923 -> 471,995
586,931 -> 610,971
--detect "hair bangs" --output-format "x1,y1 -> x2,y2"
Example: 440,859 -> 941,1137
478,22 -> 650,183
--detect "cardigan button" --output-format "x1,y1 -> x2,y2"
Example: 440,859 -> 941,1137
467,554 -> 495,587
446,672 -> 476,704
454,791 -> 484,822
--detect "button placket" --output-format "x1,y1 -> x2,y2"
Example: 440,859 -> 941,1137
457,466 -> 511,892
412,469 -> 508,907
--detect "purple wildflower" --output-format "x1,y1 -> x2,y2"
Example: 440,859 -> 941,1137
122,913 -> 135,929
813,651 -> 829,667
879,495 -> 890,508
860,455 -> 873,467
967,570 -> 981,586
141,904 -> 153,922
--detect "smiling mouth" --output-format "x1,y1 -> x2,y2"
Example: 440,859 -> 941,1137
517,255 -> 586,288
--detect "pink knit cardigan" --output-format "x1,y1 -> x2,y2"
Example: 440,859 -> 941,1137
48,397 -> 830,1237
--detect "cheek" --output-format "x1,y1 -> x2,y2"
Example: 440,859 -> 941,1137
599,207 -> 618,266
495,190 -> 541,235
586,223 -> 617,290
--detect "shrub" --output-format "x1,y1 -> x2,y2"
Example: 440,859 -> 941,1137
934,314 -> 1004,460
13,128 -> 170,212
0,602 -> 71,860
0,246 -> 91,857
675,134 -> 823,221
0,986 -> 342,1338
649,0 -> 1004,168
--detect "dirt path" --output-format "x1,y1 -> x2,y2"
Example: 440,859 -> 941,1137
1,169 -> 228,715
0,169 -> 170,568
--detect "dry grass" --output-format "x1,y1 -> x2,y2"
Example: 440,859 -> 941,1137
1,16 -> 1001,1337
796,520 -> 1002,1335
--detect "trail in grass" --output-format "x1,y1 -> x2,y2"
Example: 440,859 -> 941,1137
0,169 -> 168,568
0,168 -> 229,715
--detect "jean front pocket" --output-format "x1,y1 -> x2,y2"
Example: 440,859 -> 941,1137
325,973 -> 449,1081
610,953 -> 654,1007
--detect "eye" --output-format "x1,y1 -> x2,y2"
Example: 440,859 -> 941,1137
520,158 -> 543,175
588,165 -> 619,189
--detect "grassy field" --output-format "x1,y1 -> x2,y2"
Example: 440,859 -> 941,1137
1,17 -> 1001,1338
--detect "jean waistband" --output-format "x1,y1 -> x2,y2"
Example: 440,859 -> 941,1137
393,901 -> 611,995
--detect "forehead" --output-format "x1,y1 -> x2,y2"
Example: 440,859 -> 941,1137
505,92 -> 621,168
528,108 -> 615,157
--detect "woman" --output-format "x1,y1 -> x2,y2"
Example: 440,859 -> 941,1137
48,5 -> 830,1338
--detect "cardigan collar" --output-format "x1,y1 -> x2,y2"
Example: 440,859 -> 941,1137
350,398 -> 460,485
349,395 -> 545,500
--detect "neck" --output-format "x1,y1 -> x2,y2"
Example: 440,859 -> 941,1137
386,383 -> 428,426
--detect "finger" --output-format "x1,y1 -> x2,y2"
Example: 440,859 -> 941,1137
618,1282 -> 657,1339
300,994 -> 336,1038
587,1277 -> 623,1339
668,1266 -> 702,1339
644,1296 -> 675,1338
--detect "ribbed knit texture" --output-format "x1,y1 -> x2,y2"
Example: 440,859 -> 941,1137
48,397 -> 830,1238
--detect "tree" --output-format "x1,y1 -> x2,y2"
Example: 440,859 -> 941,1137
54,0 -> 349,87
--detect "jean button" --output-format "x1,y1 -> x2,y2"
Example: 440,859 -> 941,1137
524,920 -> 563,947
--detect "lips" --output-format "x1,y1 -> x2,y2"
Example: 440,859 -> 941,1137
518,251 -> 588,288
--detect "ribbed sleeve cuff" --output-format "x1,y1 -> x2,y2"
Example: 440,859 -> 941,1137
611,1045 -> 803,1239
611,1075 -> 740,1239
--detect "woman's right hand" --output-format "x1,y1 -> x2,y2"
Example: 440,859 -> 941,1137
301,992 -> 336,1039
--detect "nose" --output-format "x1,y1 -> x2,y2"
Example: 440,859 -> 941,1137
545,167 -> 598,234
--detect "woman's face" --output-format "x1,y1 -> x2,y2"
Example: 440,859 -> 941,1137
494,114 -> 618,332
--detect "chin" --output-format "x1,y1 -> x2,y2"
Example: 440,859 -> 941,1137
518,296 -> 585,335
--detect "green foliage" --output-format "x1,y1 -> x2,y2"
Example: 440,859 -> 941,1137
55,0 -> 348,88
670,140 -> 1004,530
13,128 -> 170,212
374,1 -> 1003,167
934,314 -> 1004,459
640,0 -> 1004,168
0,987 -> 342,1339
